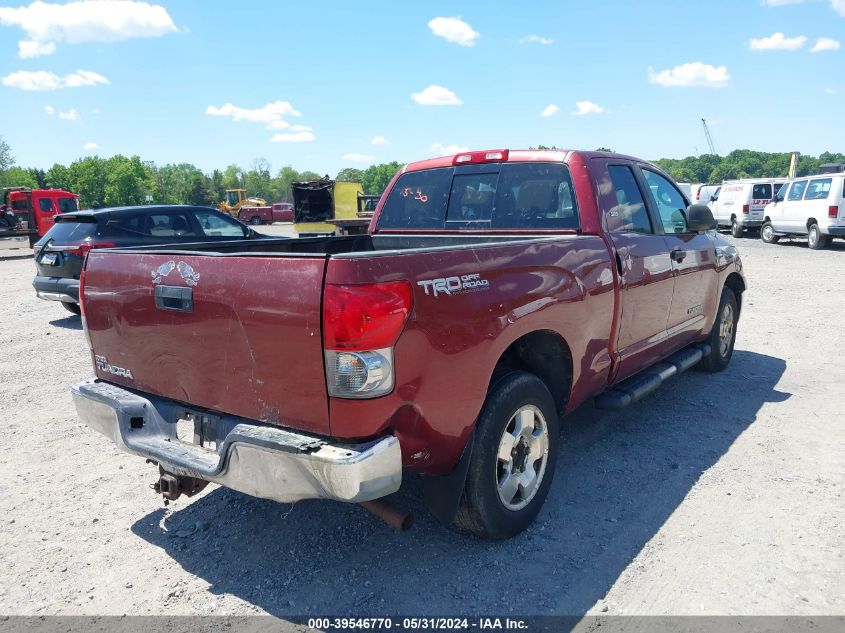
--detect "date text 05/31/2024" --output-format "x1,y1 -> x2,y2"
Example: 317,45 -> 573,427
307,617 -> 528,630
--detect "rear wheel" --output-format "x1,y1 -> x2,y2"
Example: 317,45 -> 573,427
249,216 -> 262,226
455,371 -> 559,539
61,301 -> 81,316
760,222 -> 779,244
699,287 -> 738,373
808,223 -> 828,250
730,218 -> 743,238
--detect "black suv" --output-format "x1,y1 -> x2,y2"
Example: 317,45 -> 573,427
33,205 -> 259,315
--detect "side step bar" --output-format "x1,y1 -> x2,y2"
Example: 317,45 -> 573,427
595,344 -> 710,411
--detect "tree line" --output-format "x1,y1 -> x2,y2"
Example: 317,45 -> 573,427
1,136 -> 843,209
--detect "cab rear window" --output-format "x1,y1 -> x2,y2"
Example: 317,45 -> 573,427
377,163 -> 579,231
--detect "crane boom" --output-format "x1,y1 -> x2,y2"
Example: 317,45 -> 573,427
701,118 -> 717,155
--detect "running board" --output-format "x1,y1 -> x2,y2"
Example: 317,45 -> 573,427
595,344 -> 710,411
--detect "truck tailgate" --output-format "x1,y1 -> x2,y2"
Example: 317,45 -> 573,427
82,251 -> 330,434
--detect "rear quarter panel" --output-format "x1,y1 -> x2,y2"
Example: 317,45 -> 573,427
326,236 -> 614,473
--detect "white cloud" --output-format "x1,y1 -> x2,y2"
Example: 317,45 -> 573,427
0,0 -> 178,58
269,130 -> 316,143
831,0 -> 845,16
82,142 -> 98,151
1,69 -> 109,91
44,105 -> 54,115
411,84 -> 462,106
430,142 -> 469,156
19,39 -> 55,58
342,152 -> 375,162
428,16 -> 479,47
206,100 -> 301,129
370,135 -> 389,146
520,35 -> 553,45
571,100 -> 605,116
540,104 -> 559,117
811,37 -> 841,52
749,32 -> 807,50
59,107 -> 78,120
648,62 -> 730,88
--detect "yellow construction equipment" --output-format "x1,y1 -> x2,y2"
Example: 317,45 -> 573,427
218,189 -> 267,216
787,152 -> 799,179
292,179 -> 367,236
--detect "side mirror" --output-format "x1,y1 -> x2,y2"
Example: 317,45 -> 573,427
772,194 -> 782,203
687,204 -> 717,232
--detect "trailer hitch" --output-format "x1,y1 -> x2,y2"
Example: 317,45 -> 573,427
152,466 -> 209,502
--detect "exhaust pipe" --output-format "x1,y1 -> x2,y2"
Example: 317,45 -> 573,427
359,500 -> 414,531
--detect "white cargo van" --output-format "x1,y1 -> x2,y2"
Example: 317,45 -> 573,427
690,183 -> 720,205
761,173 -> 845,250
709,179 -> 785,238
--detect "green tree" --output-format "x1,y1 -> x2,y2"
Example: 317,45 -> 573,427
0,166 -> 38,189
0,136 -> 12,173
45,163 -> 72,190
336,167 -> 363,182
361,161 -> 402,195
103,155 -> 153,207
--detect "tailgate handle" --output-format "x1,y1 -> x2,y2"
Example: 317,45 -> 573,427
155,285 -> 193,313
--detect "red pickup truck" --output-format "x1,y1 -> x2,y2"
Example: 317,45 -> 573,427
73,149 -> 745,539
237,202 -> 294,225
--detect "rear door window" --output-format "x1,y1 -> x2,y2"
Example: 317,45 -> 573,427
108,213 -> 198,237
787,180 -> 808,201
752,184 -> 772,200
38,198 -> 54,213
804,178 -> 832,200
605,165 -> 652,234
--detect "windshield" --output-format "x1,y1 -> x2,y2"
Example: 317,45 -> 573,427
226,191 -> 239,206
58,197 -> 78,213
377,163 -> 579,230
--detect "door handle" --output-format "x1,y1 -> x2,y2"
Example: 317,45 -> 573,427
670,249 -> 687,263
155,285 -> 193,313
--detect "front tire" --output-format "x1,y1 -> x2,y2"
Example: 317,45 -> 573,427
760,222 -> 779,244
699,287 -> 738,373
808,223 -> 828,250
455,371 -> 559,539
730,218 -> 743,238
61,301 -> 81,315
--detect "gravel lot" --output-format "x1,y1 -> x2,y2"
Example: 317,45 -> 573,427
0,232 -> 842,617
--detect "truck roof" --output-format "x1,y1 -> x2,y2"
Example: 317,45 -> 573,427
402,149 -> 650,173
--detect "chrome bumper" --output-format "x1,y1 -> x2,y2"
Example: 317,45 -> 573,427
71,380 -> 402,503
36,290 -> 77,303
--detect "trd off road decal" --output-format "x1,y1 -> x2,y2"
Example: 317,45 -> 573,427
417,273 -> 490,297
151,260 -> 201,286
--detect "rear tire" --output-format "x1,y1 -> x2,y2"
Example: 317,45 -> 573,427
760,222 -> 779,244
730,218 -> 743,238
61,301 -> 81,316
455,371 -> 559,540
249,216 -> 262,226
699,287 -> 738,373
808,223 -> 828,250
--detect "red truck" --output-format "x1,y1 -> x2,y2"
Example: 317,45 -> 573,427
72,149 -> 745,539
1,187 -> 79,246
237,202 -> 294,225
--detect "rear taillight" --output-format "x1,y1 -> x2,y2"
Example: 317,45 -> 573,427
829,205 -> 839,218
742,204 -> 750,215
67,241 -> 117,257
323,281 -> 413,398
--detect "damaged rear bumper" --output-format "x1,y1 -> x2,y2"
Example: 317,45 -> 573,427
71,380 -> 402,503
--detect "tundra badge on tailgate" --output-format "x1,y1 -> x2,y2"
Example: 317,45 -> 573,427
95,355 -> 134,379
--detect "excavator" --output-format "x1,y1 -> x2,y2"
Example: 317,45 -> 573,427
218,189 -> 267,216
